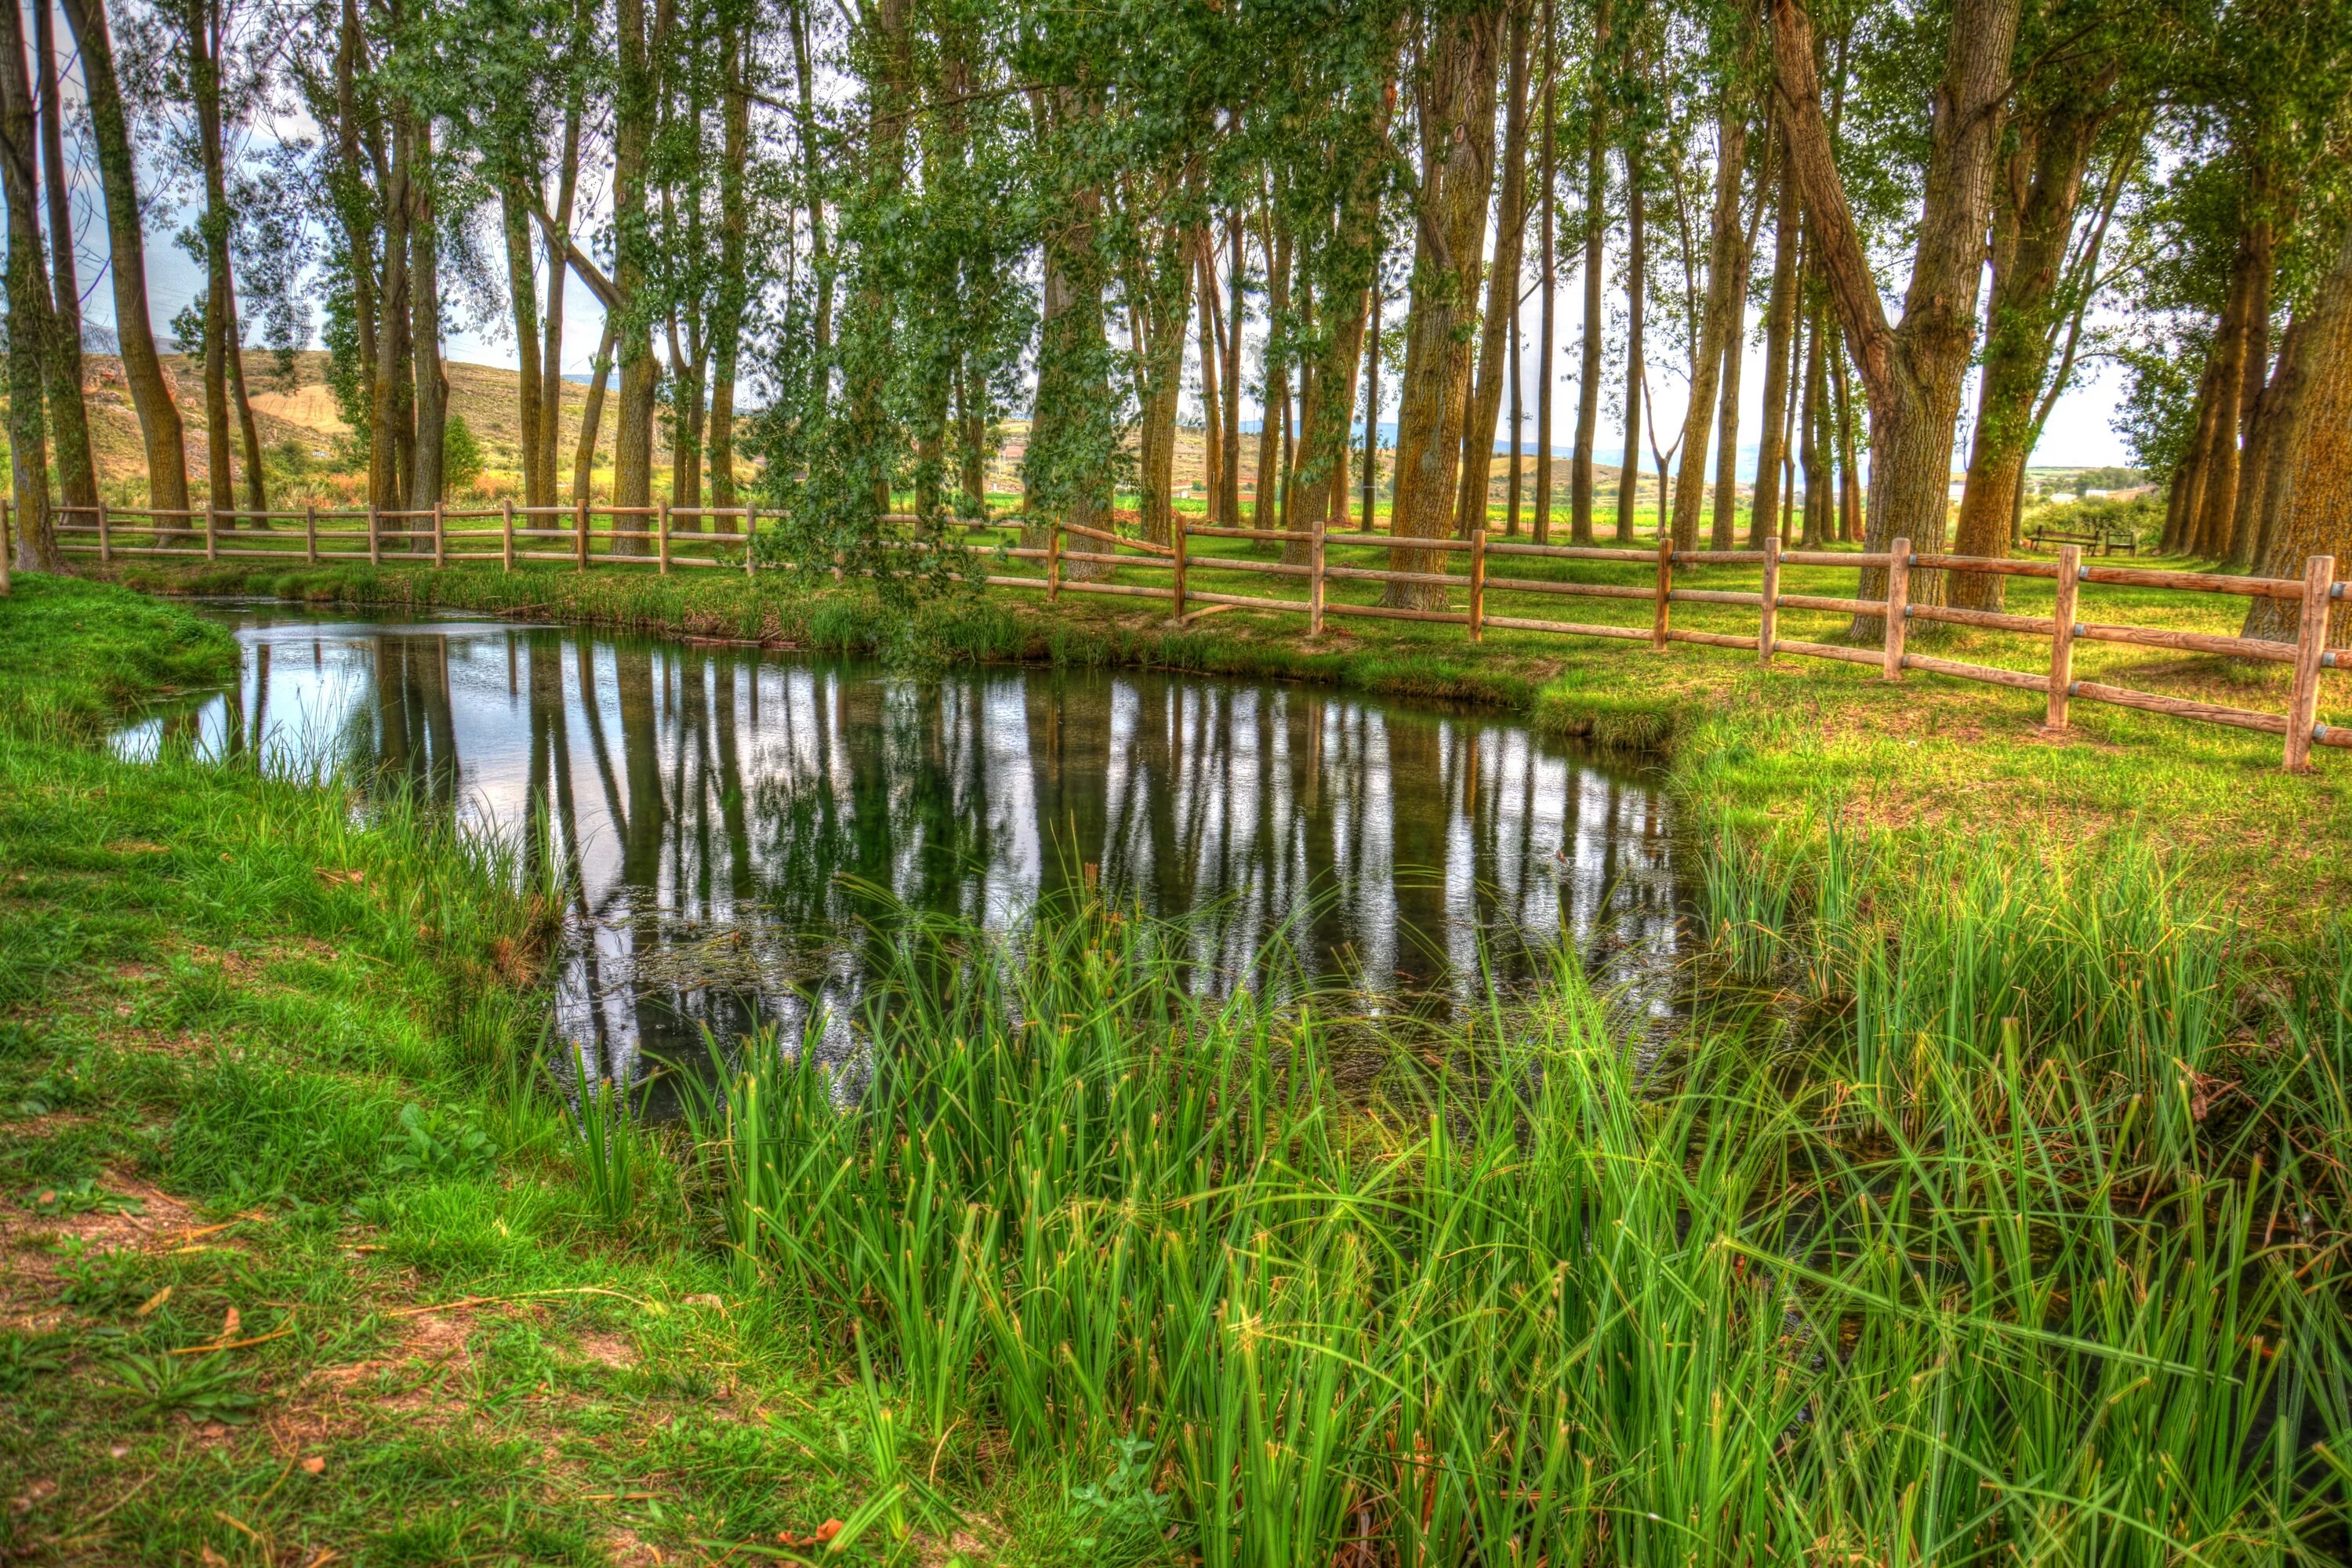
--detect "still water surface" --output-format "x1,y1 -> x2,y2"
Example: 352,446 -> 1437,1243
116,604 -> 1688,1086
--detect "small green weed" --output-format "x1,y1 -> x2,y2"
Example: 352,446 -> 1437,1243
1069,1436 -> 1171,1560
99,1349 -> 258,1425
0,1331 -> 68,1392
50,1240 -> 152,1311
24,1176 -> 142,1216
379,1102 -> 499,1180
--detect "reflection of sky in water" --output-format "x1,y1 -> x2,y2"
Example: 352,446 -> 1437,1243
118,605 -> 1686,1091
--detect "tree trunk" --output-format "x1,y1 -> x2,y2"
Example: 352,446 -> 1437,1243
1831,318 -> 1860,540
1386,2 -> 1504,605
543,0 -> 590,501
34,0 -> 94,514
1569,0 -> 1610,546
1710,129 -> 1762,550
503,189 -> 546,507
1131,221 -> 1194,550
371,107 -> 415,514
1362,263 -> 1381,530
2244,216 -> 2352,646
1951,87 -> 2114,608
1453,0 -> 1534,543
1532,0 -> 1555,542
1800,294 -> 1828,544
573,321 -> 615,503
0,0 -> 59,568
1253,211 -> 1290,532
1612,132 -> 1644,543
1750,131 -> 1798,547
708,13 -> 750,510
409,117 -> 448,517
1195,236 -> 1222,521
1221,212 -> 1243,530
2237,312 -> 2309,573
187,0 -> 234,522
1770,0 -> 2022,627
60,0 -> 188,517
612,0 -> 658,529
2187,218 -> 2263,557
1670,85 -> 1748,550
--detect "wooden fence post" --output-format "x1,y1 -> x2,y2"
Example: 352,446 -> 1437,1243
1172,516 -> 1189,618
1468,517 -> 1488,642
97,500 -> 111,565
2045,543 -> 2082,730
1048,519 -> 1063,603
2285,554 -> 2339,772
745,505 -> 757,578
658,501 -> 672,575
575,496 -> 590,572
500,499 -> 514,571
432,501 -> 446,569
368,504 -> 380,567
1882,536 -> 1912,681
1308,508 -> 1326,635
205,506 -> 218,562
1757,535 -> 1780,664
1651,536 -> 1672,651
304,503 -> 318,564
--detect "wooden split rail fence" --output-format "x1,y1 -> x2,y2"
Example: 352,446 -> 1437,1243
39,500 -> 763,575
25,499 -> 2346,772
985,515 -> 2348,774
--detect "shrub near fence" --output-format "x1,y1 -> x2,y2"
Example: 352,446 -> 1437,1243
34,499 -> 2348,773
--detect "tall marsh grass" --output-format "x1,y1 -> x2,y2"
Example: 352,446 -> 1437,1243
671,860 -> 2351,1565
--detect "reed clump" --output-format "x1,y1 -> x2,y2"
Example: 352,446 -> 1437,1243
677,865 -> 2352,1565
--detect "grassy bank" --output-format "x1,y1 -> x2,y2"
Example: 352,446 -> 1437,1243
0,577 -> 1024,1565
114,550 -> 2352,938
5,572 -> 2350,1563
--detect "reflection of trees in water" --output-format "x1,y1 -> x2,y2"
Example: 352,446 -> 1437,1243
223,616 -> 1689,1083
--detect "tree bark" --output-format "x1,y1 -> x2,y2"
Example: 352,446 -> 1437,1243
503,189 -> 546,507
1253,210 -> 1290,532
1569,0 -> 1609,545
2244,216 -> 2352,646
1195,234 -> 1223,521
1951,84 -> 2116,607
1750,129 -> 1798,548
1769,0 -> 2022,626
409,117 -> 447,516
0,0 -> 59,567
371,106 -> 414,513
34,0 -> 94,514
612,0 -> 658,529
2187,215 -> 2265,557
1532,0 -> 1555,543
1453,0 -> 1534,543
1670,79 -> 1749,550
1612,129 -> 1644,543
1799,292 -> 1828,544
573,321 -> 615,503
709,11 -> 750,510
1710,125 -> 1765,550
59,0 -> 188,516
2235,312 -> 2308,573
1386,2 -> 1504,604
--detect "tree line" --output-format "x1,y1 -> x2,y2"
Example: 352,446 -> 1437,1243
2,0 -> 2348,640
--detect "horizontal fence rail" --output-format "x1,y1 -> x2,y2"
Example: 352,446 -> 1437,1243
31,498 -> 2345,772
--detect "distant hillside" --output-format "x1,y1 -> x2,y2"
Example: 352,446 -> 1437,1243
72,350 -> 1664,511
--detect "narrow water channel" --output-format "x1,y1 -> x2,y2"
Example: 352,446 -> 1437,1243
116,603 -> 1689,1087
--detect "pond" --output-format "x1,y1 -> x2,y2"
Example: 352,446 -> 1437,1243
115,603 -> 1690,1089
